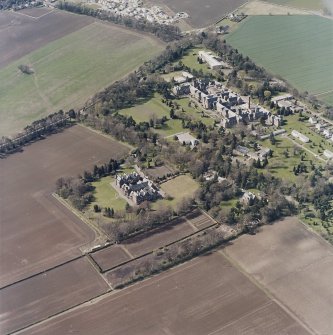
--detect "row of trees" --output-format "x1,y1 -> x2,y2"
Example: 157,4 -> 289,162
112,227 -> 230,288
105,198 -> 195,242
56,1 -> 181,42
0,110 -> 71,155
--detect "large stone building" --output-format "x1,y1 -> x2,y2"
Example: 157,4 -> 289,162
116,172 -> 161,205
188,80 -> 283,128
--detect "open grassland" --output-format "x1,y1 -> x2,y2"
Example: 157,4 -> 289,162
0,8 -> 93,69
0,125 -> 129,288
264,0 -> 323,10
225,217 -> 333,335
19,252 -> 311,335
240,0 -> 312,15
156,0 -> 247,28
227,16 -> 333,105
0,21 -> 162,136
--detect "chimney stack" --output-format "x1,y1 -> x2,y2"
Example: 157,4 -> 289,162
248,97 -> 251,109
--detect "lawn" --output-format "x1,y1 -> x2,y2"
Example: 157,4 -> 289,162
227,16 -> 333,105
176,97 -> 215,127
119,93 -> 169,123
261,137 -> 311,181
154,174 -> 200,209
119,93 -> 211,137
0,22 -> 162,136
300,201 -> 333,245
119,93 -> 184,137
154,119 -> 185,137
90,176 -> 127,212
177,47 -> 214,74
283,114 -> 333,155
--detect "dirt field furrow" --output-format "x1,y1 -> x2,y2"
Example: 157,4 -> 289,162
0,125 -> 129,287
14,252 -> 311,335
0,257 -> 109,334
0,9 -> 93,69
224,217 -> 333,335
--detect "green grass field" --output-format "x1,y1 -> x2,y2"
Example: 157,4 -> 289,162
177,47 -> 213,74
119,93 -> 183,137
90,176 -> 127,212
120,93 -> 169,123
176,98 -> 215,127
227,16 -> 333,105
120,93 -> 213,137
283,114 -> 333,155
261,137 -> 312,181
0,22 -> 162,136
154,174 -> 200,209
265,0 -> 323,10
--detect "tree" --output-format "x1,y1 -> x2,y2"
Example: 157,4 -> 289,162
264,90 -> 271,100
262,157 -> 269,167
68,109 -> 76,119
269,133 -> 276,145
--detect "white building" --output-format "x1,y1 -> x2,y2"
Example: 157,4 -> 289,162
271,94 -> 293,104
324,149 -> 333,160
198,51 -> 223,70
182,71 -> 194,80
308,116 -> 318,125
291,130 -> 309,143
176,132 -> 199,148
316,123 -> 327,132
272,129 -> 286,136
323,129 -> 332,138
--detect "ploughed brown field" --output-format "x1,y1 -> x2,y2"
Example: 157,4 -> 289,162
123,217 -> 195,257
91,245 -> 132,273
17,252 -> 311,335
0,8 -> 93,69
224,217 -> 333,335
91,210 -> 215,273
156,0 -> 247,28
0,125 -> 129,288
123,210 -> 215,257
0,257 -> 109,334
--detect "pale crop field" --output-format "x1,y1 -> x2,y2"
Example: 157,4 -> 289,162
227,15 -> 333,105
0,22 -> 163,136
264,0 -> 323,10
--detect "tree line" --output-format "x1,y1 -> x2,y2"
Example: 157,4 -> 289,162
56,1 -> 181,42
0,110 -> 73,156
112,226 -> 231,288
